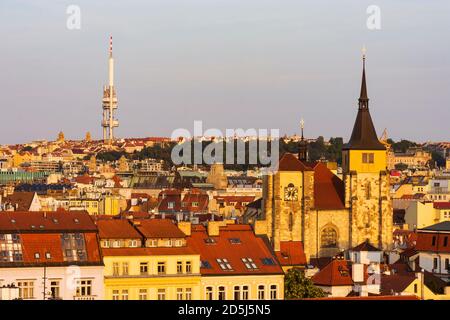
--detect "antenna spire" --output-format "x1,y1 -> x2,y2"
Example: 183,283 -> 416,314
109,36 -> 113,57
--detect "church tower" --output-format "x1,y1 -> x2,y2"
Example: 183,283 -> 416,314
342,50 -> 393,250
298,119 -> 308,162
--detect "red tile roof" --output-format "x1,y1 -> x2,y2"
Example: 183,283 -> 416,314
433,202 -> 450,209
415,232 -> 450,253
74,174 -> 95,185
96,219 -> 142,239
276,154 -> 346,210
2,192 -> 37,211
181,192 -> 209,212
312,162 -> 345,210
278,153 -> 312,172
351,240 -> 380,252
379,274 -> 416,295
311,259 -> 354,286
186,224 -> 283,276
135,219 -> 186,239
275,241 -> 307,266
0,211 -> 97,232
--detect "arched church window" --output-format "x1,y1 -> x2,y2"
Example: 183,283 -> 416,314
321,227 -> 337,248
288,212 -> 293,231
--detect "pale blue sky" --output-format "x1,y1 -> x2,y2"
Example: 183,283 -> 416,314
0,0 -> 449,144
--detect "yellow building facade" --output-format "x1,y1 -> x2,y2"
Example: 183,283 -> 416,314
103,252 -> 201,300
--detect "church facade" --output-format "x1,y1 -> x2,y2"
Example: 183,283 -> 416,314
254,56 -> 393,264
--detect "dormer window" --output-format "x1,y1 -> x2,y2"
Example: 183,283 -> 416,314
229,238 -> 241,244
216,258 -> 232,270
204,238 -> 216,244
242,258 -> 258,270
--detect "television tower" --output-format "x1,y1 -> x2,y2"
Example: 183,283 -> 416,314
102,36 -> 119,144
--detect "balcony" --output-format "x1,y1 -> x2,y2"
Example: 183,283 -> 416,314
73,295 -> 97,300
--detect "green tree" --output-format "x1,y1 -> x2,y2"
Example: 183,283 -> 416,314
284,268 -> 326,299
431,151 -> 445,168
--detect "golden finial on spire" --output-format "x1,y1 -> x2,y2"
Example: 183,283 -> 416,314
362,45 -> 367,60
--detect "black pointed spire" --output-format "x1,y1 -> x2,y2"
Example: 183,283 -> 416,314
343,50 -> 385,151
359,53 -> 369,109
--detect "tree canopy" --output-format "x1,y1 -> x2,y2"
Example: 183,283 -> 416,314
284,268 -> 326,299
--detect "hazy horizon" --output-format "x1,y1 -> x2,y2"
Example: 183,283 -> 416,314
1,0 -> 449,145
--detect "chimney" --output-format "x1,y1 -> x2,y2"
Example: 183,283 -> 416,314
207,221 -> 220,237
352,263 -> 364,283
178,221 -> 191,236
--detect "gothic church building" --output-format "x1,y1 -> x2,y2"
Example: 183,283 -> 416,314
254,56 -> 393,264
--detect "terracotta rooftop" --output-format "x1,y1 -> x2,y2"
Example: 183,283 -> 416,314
135,219 -> 186,239
0,211 -> 97,232
351,240 -> 381,252
275,241 -> 307,266
96,219 -> 142,239
2,192 -> 36,211
187,224 -> 283,276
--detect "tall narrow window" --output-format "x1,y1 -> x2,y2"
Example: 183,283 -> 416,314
122,262 -> 129,276
257,285 -> 265,300
139,289 -> 147,300
321,227 -> 337,248
234,286 -> 240,300
218,286 -> 226,300
242,286 -> 249,300
288,212 -> 293,232
270,285 -> 278,300
365,182 -> 371,200
176,288 -> 183,300
185,288 -> 192,300
206,287 -> 213,300
157,289 -> 166,300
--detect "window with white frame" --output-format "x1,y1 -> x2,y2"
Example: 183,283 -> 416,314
157,288 -> 166,300
234,286 -> 241,300
242,286 -> 249,300
185,288 -> 192,300
218,286 -> 226,300
140,262 -> 148,275
50,280 -> 60,299
112,290 -> 119,300
257,285 -> 265,300
139,289 -> 147,300
157,262 -> 166,275
113,262 -> 119,276
18,281 -> 34,299
206,286 -> 213,300
76,279 -> 92,297
121,290 -> 129,300
122,262 -> 129,275
185,261 -> 192,274
270,285 -> 277,299
177,288 -> 183,300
